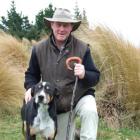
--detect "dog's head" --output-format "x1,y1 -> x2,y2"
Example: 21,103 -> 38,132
31,82 -> 57,105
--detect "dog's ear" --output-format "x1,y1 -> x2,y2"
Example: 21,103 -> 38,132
31,86 -> 35,97
53,87 -> 59,98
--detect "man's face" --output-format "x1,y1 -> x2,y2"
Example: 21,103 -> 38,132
51,22 -> 73,43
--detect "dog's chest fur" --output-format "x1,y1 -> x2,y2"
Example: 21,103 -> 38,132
32,104 -> 55,137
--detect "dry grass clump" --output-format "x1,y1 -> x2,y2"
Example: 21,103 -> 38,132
0,31 -> 29,72
0,59 -> 24,114
0,31 -> 30,115
74,24 -> 140,129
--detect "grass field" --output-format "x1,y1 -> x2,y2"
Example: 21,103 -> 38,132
0,111 -> 140,140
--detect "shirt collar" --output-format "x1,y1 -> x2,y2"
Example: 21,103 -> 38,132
50,33 -> 72,51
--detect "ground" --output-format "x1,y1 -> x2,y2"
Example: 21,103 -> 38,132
0,111 -> 140,140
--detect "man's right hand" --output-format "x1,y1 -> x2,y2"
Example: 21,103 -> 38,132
25,88 -> 32,103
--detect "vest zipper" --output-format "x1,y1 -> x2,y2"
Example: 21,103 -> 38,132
57,49 -> 69,63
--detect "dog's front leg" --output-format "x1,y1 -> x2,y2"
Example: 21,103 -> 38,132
26,131 -> 36,140
26,125 -> 36,140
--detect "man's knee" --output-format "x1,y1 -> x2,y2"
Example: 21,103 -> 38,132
80,106 -> 98,120
77,96 -> 98,121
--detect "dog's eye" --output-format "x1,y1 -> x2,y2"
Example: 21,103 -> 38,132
45,86 -> 50,90
38,85 -> 42,89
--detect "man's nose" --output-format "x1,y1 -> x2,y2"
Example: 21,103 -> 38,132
59,25 -> 65,30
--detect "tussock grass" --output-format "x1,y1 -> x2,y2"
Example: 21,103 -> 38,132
75,24 -> 140,128
0,60 -> 24,114
0,31 -> 29,115
0,31 -> 29,72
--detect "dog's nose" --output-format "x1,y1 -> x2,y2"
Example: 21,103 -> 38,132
38,95 -> 44,102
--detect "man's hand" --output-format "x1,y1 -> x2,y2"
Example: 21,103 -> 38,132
25,88 -> 32,103
74,63 -> 85,79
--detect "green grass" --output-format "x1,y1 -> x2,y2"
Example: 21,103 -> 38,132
0,112 -> 24,140
0,112 -> 140,140
97,120 -> 140,140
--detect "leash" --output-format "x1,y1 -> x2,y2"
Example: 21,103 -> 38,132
65,57 -> 82,140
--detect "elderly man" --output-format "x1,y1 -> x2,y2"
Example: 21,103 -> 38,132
24,8 -> 100,140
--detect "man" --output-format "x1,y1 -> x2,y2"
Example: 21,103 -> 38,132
24,8 -> 100,140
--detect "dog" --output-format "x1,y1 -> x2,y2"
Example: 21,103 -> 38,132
21,82 -> 57,140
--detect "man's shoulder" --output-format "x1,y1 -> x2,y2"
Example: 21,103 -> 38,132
71,35 -> 89,57
34,38 -> 50,53
35,38 -> 49,48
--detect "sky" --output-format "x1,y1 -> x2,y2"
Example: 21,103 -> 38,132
0,0 -> 140,47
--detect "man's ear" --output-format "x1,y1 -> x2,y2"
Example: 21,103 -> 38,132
50,22 -> 54,28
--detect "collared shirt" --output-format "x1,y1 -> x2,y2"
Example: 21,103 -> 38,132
51,34 -> 67,52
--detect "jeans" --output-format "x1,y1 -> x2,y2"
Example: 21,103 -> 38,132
55,95 -> 98,140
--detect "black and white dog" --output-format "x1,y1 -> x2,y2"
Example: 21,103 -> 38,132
21,82 -> 57,140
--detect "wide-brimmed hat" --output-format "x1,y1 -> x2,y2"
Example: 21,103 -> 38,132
44,8 -> 81,31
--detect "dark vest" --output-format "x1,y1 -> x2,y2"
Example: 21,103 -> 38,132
35,35 -> 89,113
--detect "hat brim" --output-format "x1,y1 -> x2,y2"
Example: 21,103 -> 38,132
44,17 -> 81,31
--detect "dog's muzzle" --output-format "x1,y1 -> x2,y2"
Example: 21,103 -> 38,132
36,93 -> 52,105
38,95 -> 44,102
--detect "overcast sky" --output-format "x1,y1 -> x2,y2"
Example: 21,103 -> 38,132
0,0 -> 140,47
